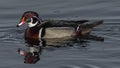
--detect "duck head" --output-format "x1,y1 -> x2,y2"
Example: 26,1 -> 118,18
17,11 -> 42,27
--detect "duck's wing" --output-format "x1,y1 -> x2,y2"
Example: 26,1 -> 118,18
41,20 -> 89,27
37,20 -> 103,29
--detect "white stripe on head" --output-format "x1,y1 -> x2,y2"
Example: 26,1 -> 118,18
31,18 -> 33,23
28,18 -> 38,27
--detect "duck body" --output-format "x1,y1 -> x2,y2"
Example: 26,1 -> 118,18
17,11 -> 104,64
24,20 -> 80,46
24,20 -> 103,46
17,11 -> 103,46
25,27 -> 75,46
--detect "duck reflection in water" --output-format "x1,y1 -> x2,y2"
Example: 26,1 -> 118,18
18,40 -> 42,64
17,11 -> 104,64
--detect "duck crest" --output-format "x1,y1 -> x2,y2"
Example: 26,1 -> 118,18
23,11 -> 39,19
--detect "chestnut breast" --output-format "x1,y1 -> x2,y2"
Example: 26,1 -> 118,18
25,28 -> 40,40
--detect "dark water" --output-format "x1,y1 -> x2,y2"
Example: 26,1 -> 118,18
0,0 -> 120,68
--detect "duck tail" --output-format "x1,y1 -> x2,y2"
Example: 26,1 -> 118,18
90,20 -> 103,28
81,20 -> 104,28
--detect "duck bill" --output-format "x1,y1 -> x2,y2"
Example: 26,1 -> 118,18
17,17 -> 25,27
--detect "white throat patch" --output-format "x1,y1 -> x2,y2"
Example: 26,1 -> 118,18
27,18 -> 38,27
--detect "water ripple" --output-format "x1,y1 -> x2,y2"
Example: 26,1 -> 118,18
0,0 -> 120,67
0,26 -> 25,44
61,64 -> 101,68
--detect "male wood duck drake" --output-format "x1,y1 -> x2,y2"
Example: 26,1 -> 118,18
17,11 -> 104,64
17,11 -> 104,46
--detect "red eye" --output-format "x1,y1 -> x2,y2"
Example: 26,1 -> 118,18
25,14 -> 35,19
25,15 -> 31,19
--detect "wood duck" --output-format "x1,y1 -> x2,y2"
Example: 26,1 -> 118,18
17,11 -> 104,64
17,11 -> 103,46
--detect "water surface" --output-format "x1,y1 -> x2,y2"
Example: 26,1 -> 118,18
0,0 -> 120,68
